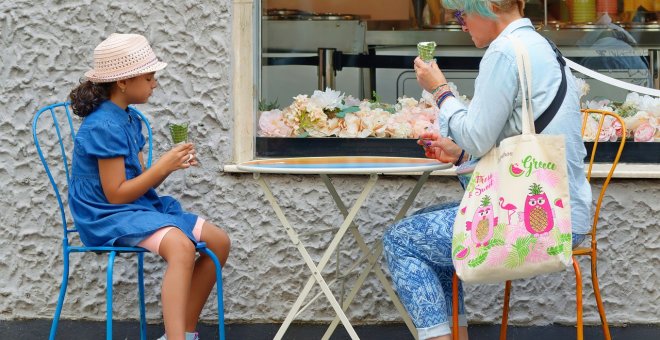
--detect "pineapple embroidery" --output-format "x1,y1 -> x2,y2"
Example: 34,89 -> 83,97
466,195 -> 498,248
524,183 -> 555,236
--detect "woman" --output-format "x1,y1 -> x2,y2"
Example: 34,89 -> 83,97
382,1 -> 592,339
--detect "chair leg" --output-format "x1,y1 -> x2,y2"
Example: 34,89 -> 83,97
107,251 -> 117,340
591,255 -> 611,340
138,253 -> 147,340
452,272 -> 459,340
573,256 -> 583,340
200,247 -> 225,340
50,248 -> 71,340
500,280 -> 512,340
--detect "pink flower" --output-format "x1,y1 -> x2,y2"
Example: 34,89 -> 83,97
634,122 -> 657,142
258,110 -> 293,137
598,125 -> 617,142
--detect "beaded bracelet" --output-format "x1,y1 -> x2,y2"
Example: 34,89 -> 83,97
430,83 -> 448,96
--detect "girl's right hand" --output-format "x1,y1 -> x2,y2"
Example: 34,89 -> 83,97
154,142 -> 195,174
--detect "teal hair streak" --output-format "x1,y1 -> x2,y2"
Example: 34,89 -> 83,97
442,0 -> 497,19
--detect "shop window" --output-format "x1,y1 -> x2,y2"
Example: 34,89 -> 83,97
232,0 -> 660,163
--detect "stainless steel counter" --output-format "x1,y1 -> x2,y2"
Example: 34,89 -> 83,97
367,28 -> 660,48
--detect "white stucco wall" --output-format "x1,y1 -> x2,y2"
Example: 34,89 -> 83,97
1,0 -> 658,327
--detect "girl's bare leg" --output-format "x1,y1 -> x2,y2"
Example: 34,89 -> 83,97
185,221 -> 231,331
159,228 -> 197,340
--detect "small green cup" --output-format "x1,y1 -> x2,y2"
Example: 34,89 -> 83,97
168,123 -> 189,144
417,41 -> 437,63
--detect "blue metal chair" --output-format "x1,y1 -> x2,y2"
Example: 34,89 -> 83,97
32,102 -> 225,340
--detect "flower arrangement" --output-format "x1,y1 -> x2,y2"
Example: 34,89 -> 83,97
258,87 -> 470,139
259,81 -> 658,143
577,79 -> 659,142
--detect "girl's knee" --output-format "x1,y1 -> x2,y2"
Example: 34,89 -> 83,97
201,222 -> 231,255
159,228 -> 196,264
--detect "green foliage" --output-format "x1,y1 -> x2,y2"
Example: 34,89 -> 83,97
504,235 -> 536,269
484,238 -> 505,251
368,91 -> 395,113
371,91 -> 382,103
560,233 -> 572,243
547,245 -> 563,256
614,102 -> 638,118
468,251 -> 488,267
529,183 -> 543,195
452,232 -> 468,254
481,195 -> 491,207
493,224 -> 506,242
337,106 -> 360,118
258,98 -> 280,111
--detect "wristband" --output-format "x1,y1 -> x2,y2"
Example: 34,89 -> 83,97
454,149 -> 465,166
435,91 -> 455,107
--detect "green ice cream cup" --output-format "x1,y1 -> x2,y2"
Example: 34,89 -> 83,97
169,123 -> 189,144
417,41 -> 437,63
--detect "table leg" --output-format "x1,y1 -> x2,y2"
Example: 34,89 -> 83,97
255,173 -> 379,340
320,171 -> 432,340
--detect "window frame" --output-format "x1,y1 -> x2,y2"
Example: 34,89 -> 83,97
227,0 -> 660,177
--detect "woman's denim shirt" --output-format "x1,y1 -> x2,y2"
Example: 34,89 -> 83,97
438,18 -> 593,234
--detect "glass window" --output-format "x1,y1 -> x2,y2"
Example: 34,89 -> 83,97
253,0 -> 659,162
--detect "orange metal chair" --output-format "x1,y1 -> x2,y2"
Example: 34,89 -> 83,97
451,109 -> 626,340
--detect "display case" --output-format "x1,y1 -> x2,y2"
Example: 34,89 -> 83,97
256,0 -> 660,162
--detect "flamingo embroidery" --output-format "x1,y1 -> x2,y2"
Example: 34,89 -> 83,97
499,197 -> 517,225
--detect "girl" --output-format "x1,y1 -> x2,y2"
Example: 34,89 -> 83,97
68,33 -> 230,340
383,1 -> 592,339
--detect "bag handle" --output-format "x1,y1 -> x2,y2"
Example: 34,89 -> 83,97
507,35 -> 536,135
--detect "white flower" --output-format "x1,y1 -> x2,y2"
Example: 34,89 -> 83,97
343,95 -> 362,107
574,77 -> 590,100
420,90 -> 435,105
585,99 -> 613,111
397,96 -> 419,109
636,94 -> 660,115
258,109 -> 293,137
582,116 -> 599,142
311,87 -> 344,110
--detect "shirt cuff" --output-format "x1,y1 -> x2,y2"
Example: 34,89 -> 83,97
437,96 -> 465,138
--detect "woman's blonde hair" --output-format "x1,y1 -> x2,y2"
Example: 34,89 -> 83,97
443,0 -> 526,18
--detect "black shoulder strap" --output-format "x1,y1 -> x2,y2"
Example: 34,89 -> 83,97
535,38 -> 567,133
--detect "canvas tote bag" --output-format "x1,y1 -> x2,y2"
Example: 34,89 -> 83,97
451,35 -> 573,284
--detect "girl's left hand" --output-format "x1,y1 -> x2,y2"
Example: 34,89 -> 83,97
187,146 -> 199,167
414,57 -> 448,93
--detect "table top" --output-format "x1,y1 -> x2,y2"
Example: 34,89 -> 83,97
237,156 -> 452,174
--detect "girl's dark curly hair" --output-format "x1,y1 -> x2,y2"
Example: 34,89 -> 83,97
69,80 -> 112,117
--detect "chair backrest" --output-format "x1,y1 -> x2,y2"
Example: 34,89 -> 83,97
580,109 -> 626,242
32,102 -> 153,243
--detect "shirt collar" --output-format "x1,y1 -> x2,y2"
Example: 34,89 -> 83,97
497,18 -> 534,39
98,100 -> 132,124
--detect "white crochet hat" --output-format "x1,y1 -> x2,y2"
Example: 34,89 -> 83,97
85,33 -> 167,83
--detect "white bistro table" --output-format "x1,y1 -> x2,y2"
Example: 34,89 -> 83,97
238,156 -> 451,340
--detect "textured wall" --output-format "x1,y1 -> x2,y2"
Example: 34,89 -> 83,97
1,0 -> 659,328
